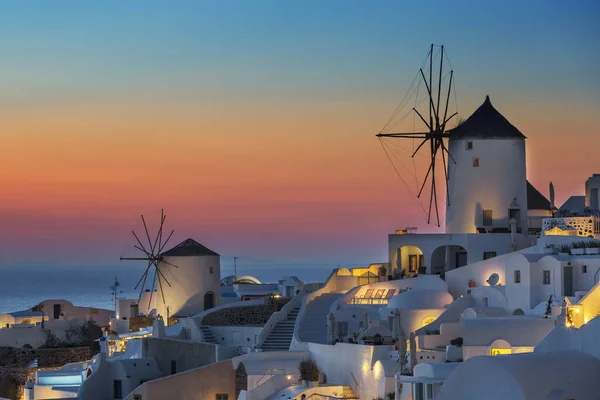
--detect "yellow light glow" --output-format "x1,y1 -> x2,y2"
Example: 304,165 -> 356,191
575,308 -> 580,314
490,348 -> 511,356
286,375 -> 292,381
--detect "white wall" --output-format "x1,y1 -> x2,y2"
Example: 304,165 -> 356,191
307,342 -> 397,400
446,137 -> 528,234
40,299 -> 113,326
209,326 -> 263,347
157,255 -> 221,317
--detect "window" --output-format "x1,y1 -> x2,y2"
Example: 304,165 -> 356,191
134,396 -> 142,400
466,141 -> 473,150
171,360 -> 177,375
514,270 -> 521,283
490,348 -> 511,356
427,384 -> 434,398
482,210 -> 493,226
113,380 -> 122,399
583,265 -> 587,273
209,267 -> 214,274
414,383 -> 424,400
543,270 -> 551,285
483,251 -> 497,260
483,297 -> 489,308
216,395 -> 229,400
473,157 -> 479,167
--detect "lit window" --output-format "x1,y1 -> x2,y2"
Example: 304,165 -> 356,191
514,270 -> 521,283
490,348 -> 511,356
543,270 -> 551,285
466,141 -> 473,150
473,157 -> 479,167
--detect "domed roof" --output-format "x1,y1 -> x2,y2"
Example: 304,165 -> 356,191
387,289 -> 453,310
534,325 -> 581,354
449,96 -> 526,140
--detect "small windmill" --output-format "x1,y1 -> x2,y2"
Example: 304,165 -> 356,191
120,209 -> 179,309
376,44 -> 458,227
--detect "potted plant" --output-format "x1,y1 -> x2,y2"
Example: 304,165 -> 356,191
557,245 -> 571,255
298,358 -> 320,387
571,241 -> 585,255
585,240 -> 600,255
543,244 -> 555,254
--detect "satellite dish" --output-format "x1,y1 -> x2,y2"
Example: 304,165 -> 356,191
487,273 -> 499,286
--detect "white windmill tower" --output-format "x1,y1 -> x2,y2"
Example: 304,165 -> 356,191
445,96 -> 528,234
120,210 -> 221,320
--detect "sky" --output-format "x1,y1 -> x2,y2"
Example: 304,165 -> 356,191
0,1 -> 599,273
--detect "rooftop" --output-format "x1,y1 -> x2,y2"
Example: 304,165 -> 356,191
449,96 -> 526,140
161,238 -> 219,257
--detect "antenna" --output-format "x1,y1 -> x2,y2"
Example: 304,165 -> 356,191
234,256 -> 238,282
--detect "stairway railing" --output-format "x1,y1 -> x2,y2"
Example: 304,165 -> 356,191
256,294 -> 303,350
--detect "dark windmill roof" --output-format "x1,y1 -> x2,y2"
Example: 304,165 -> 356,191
160,238 -> 220,257
527,181 -> 551,210
449,96 -> 526,140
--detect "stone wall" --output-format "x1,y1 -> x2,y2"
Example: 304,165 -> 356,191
201,304 -> 284,326
129,317 -> 154,332
0,346 -> 92,398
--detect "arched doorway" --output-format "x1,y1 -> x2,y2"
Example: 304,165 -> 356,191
204,292 -> 214,311
396,246 -> 425,276
430,245 -> 468,276
235,362 -> 248,397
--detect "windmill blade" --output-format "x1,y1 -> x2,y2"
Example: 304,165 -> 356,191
442,70 -> 454,125
413,108 -> 431,131
156,270 -> 167,304
158,230 -> 175,254
141,215 -> 155,254
132,230 -> 150,255
152,210 -> 166,257
134,245 -> 152,257
147,269 -> 158,310
156,266 -> 173,287
158,259 -> 180,269
134,260 -> 152,290
411,138 -> 428,158
417,160 -> 434,198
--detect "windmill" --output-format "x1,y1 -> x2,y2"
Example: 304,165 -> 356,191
120,209 -> 179,310
376,44 -> 458,227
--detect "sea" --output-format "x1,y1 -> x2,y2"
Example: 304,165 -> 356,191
0,263 -> 338,314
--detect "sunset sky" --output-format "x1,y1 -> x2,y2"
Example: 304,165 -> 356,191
0,1 -> 598,272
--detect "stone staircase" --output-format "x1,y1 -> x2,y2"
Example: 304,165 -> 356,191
200,325 -> 218,344
261,307 -> 300,351
298,293 -> 341,344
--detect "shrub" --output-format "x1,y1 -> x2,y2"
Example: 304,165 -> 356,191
557,245 -> 571,253
298,358 -> 319,381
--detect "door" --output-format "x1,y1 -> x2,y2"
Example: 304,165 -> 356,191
563,266 -> 573,297
53,304 -> 61,320
204,292 -> 214,311
409,255 -> 418,272
455,252 -> 467,268
232,331 -> 242,345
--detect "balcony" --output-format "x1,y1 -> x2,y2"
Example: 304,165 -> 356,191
542,216 -> 600,237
